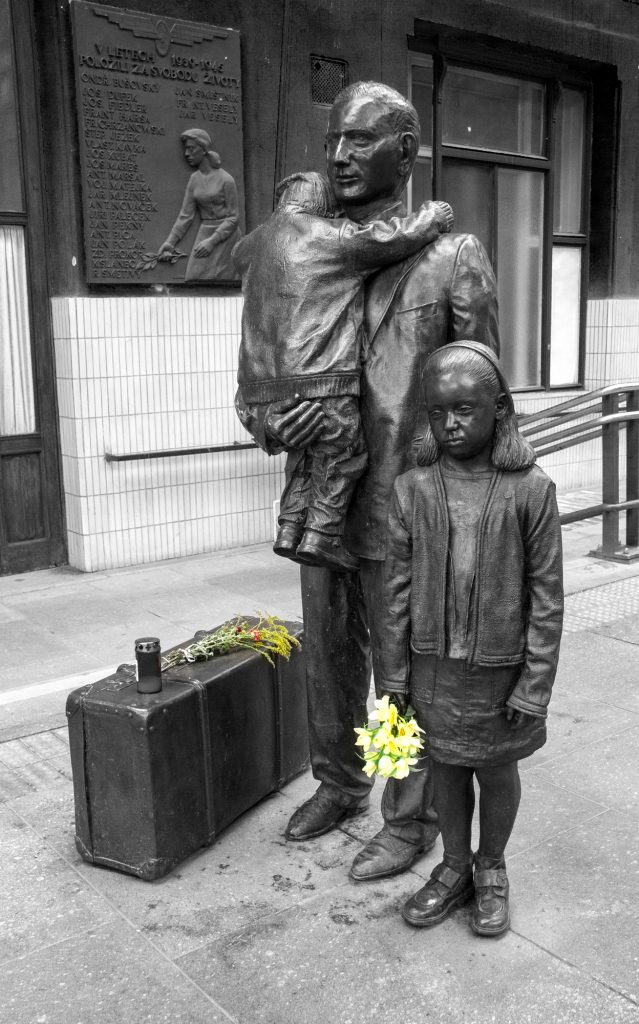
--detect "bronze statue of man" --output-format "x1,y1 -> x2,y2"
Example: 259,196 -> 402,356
236,81 -> 499,881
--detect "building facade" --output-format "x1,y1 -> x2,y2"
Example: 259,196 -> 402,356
2,0 -> 638,573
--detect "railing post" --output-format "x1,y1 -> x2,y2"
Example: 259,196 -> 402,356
627,389 -> 639,549
601,392 -> 620,557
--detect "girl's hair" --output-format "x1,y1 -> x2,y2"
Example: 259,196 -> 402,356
416,346 -> 536,471
180,128 -> 222,168
275,172 -> 335,217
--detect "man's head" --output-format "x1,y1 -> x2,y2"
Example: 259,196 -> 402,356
275,171 -> 335,216
325,82 -> 420,219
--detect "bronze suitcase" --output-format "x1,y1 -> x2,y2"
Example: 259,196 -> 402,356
66,621 -> 307,880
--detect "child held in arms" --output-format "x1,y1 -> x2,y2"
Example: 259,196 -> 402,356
233,171 -> 453,572
379,341 -> 563,937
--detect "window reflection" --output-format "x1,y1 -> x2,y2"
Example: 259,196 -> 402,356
550,247 -> 581,385
443,67 -> 546,157
441,159 -> 493,259
554,88 -> 585,234
411,61 -> 433,149
0,226 -> 36,434
410,158 -> 432,204
0,0 -> 22,212
497,169 -> 544,389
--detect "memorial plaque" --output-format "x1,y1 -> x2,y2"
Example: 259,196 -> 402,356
71,1 -> 245,285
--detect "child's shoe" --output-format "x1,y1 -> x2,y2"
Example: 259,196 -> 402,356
401,862 -> 474,928
295,529 -> 359,572
273,523 -> 304,560
470,865 -> 510,937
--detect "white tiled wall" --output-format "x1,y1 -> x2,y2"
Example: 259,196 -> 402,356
51,296 -> 285,571
51,295 -> 639,571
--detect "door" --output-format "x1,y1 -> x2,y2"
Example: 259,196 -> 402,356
0,0 -> 66,574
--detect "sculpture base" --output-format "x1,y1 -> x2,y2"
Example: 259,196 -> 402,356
589,545 -> 639,563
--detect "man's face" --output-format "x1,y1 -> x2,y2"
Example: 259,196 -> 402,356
325,97 -> 406,212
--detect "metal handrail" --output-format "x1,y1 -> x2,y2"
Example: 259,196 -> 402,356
521,382 -> 639,561
105,441 -> 258,462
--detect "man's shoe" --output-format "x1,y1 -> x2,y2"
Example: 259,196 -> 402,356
470,867 -> 510,937
350,825 -> 436,881
285,790 -> 368,841
273,524 -> 304,560
402,861 -> 474,928
295,529 -> 360,572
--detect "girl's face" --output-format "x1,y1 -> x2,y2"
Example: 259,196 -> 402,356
183,139 -> 206,167
426,369 -> 506,468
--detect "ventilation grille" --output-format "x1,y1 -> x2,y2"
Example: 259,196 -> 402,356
310,55 -> 348,105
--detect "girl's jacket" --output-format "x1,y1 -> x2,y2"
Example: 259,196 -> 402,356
380,462 -> 564,718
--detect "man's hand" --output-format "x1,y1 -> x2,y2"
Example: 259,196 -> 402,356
264,396 -> 325,450
505,705 -> 535,729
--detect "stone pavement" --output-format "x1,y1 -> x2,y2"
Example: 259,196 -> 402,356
1,491 -> 639,1023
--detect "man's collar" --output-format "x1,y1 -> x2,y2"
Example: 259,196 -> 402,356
336,199 -> 406,224
360,200 -> 406,224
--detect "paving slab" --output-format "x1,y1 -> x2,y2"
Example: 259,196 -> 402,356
551,630 -> 639,712
564,578 -> 639,633
0,920 -> 234,1024
501,772 -> 608,858
0,692 -> 74,744
597,611 -> 639,647
0,807 -> 117,964
0,755 -> 71,808
67,788 -> 363,961
0,730 -> 67,770
530,723 -> 639,818
508,809 -> 639,1001
176,873 -> 639,1024
9,789 -> 76,854
522,687 -> 639,769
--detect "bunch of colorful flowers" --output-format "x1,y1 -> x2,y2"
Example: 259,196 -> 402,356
354,695 -> 425,780
160,614 -> 301,670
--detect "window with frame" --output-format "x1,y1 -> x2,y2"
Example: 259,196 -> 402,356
409,51 -> 593,391
0,0 -> 36,435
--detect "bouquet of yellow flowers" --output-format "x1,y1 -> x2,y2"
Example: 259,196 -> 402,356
160,614 -> 301,670
354,695 -> 424,780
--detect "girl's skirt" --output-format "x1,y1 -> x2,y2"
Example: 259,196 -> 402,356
409,654 -> 546,767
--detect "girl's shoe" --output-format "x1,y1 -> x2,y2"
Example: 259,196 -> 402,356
402,862 -> 474,928
470,867 -> 510,936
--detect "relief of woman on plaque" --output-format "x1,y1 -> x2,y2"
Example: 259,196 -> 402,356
158,128 -> 242,281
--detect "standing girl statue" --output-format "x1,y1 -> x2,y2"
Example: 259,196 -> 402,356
158,128 -> 242,281
379,340 -> 564,936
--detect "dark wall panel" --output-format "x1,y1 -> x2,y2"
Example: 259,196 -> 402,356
1,453 -> 46,543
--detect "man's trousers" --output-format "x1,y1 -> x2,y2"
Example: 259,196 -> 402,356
299,558 -> 437,845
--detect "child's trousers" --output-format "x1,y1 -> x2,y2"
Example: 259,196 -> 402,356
279,395 -> 367,536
